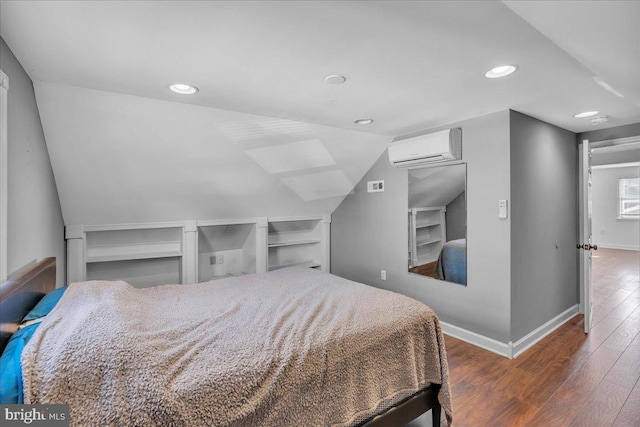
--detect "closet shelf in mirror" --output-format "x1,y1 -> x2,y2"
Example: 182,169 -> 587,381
416,237 -> 442,247
415,220 -> 441,229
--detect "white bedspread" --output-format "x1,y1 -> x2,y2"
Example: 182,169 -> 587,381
22,267 -> 452,426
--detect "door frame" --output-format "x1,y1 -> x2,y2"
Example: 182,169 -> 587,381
578,134 -> 640,333
578,139 -> 592,333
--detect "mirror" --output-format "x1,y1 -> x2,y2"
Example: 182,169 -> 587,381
408,163 -> 467,285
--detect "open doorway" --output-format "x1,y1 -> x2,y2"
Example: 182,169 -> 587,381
589,142 -> 640,326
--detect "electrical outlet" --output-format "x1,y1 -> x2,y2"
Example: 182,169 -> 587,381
210,256 -> 216,265
367,180 -> 385,193
381,270 -> 386,280
216,255 -> 224,264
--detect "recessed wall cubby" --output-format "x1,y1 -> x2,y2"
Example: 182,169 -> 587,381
267,215 -> 330,272
67,223 -> 186,288
196,220 -> 259,282
66,215 -> 330,287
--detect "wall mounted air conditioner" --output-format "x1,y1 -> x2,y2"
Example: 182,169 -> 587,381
388,128 -> 462,168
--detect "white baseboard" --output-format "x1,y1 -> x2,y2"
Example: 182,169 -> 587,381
597,244 -> 639,251
439,321 -> 512,358
511,304 -> 579,359
440,304 -> 579,360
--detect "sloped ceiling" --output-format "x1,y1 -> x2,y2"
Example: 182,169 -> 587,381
1,1 -> 639,225
409,165 -> 466,208
35,83 -> 387,225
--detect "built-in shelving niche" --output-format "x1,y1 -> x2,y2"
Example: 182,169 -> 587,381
66,215 -> 330,287
197,221 -> 257,281
409,207 -> 446,267
268,217 -> 324,272
85,226 -> 183,287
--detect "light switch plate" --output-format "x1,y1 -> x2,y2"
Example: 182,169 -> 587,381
498,200 -> 508,219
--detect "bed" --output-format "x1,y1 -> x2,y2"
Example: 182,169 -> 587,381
435,238 -> 467,286
1,258 -> 452,427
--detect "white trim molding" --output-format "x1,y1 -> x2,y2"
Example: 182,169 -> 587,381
0,69 -> 8,282
590,135 -> 640,149
440,321 -> 512,358
597,244 -> 640,251
441,304 -> 579,359
510,305 -> 579,359
592,162 -> 640,170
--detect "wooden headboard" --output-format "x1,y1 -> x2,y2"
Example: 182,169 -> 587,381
0,257 -> 56,353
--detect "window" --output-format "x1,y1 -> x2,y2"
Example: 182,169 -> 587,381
619,177 -> 639,219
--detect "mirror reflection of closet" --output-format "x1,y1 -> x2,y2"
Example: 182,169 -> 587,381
408,163 -> 467,286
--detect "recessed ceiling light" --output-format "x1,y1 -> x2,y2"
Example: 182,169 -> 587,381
485,65 -> 518,79
169,83 -> 198,95
325,74 -> 347,84
354,119 -> 373,125
573,111 -> 599,118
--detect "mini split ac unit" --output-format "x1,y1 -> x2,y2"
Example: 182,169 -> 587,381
388,128 -> 462,168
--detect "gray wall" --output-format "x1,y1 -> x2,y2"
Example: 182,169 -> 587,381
509,111 -> 578,341
445,192 -> 465,241
1,37 -> 65,286
332,111 -> 512,342
332,109 -> 581,346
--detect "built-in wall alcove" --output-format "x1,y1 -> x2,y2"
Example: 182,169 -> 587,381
87,257 -> 182,288
66,215 -> 330,287
197,221 -> 257,281
84,226 -> 184,287
267,218 -> 325,271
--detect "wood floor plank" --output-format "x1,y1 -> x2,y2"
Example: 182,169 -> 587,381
524,345 -> 623,425
602,317 -> 640,353
514,356 -> 590,409
515,314 -> 586,373
485,367 -> 539,403
612,378 -> 640,427
606,298 -> 640,320
605,335 -> 640,390
434,249 -> 639,427
524,397 -> 583,427
583,314 -> 627,352
490,397 -> 538,427
553,344 -> 622,400
568,379 -> 633,427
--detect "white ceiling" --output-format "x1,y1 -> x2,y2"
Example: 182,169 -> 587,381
2,0 -> 638,135
1,1 -> 639,224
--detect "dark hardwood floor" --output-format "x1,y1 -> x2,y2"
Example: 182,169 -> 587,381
427,248 -> 640,427
409,261 -> 438,279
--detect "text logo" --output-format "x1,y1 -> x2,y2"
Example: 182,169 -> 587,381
1,405 -> 69,426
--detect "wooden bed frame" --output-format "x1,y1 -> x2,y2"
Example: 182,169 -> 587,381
0,257 -> 56,352
0,257 -> 442,427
